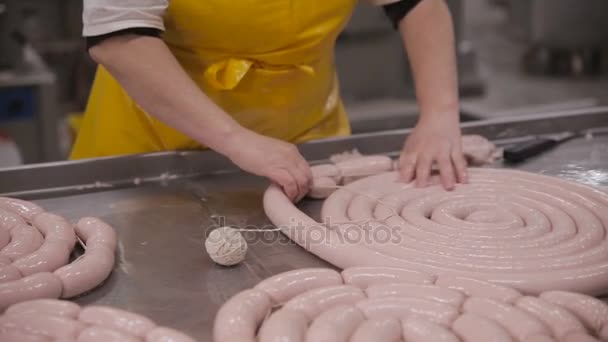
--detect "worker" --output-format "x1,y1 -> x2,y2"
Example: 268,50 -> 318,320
72,0 -> 467,201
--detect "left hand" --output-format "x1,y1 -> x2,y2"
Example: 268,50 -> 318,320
398,113 -> 468,190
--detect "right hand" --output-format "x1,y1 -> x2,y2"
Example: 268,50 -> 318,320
221,128 -> 312,202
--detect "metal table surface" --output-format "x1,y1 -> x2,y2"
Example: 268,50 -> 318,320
0,108 -> 607,341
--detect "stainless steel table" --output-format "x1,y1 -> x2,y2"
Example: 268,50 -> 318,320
0,107 -> 607,341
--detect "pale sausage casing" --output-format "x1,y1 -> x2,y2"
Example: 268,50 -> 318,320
254,268 -> 343,304
213,289 -> 272,342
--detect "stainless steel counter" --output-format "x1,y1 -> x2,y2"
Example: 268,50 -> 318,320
0,108 -> 607,341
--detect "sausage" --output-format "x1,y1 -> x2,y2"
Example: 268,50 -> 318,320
540,291 -> 608,339
257,308 -> 309,342
32,212 -> 77,250
0,330 -> 51,342
54,245 -> 115,298
13,240 -> 71,276
311,164 -> 341,183
145,327 -> 196,342
515,296 -> 587,339
356,297 -> 459,326
0,226 -> 9,250
435,275 -> 521,304
213,289 -> 272,342
463,297 -> 552,341
308,177 -> 338,199
452,313 -> 514,342
77,326 -> 139,342
6,298 -> 81,319
0,264 -> 22,282
365,283 -> 465,307
304,304 -> 365,342
342,266 -> 435,288
0,254 -> 10,266
349,317 -> 402,342
401,317 -> 460,342
0,272 -> 62,309
78,306 -> 156,338
0,208 -> 26,231
334,155 -> 393,182
254,268 -> 343,304
283,285 -> 366,319
1,223 -> 44,261
562,331 -> 600,342
54,217 -> 117,298
264,167 -> 608,295
0,312 -> 86,339
0,197 -> 44,220
75,217 -> 118,251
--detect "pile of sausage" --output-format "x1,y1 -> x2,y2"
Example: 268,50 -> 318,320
0,298 -> 195,342
0,197 -> 117,309
214,267 -> 608,342
266,167 -> 608,295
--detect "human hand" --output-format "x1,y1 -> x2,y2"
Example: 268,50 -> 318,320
221,128 -> 312,201
398,114 -> 468,190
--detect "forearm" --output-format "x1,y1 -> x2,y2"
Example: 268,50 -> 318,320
89,35 -> 242,154
399,0 -> 459,122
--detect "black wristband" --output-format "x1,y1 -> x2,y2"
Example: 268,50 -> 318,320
86,27 -> 162,50
383,0 -> 424,29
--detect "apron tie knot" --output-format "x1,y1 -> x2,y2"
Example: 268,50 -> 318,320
204,58 -> 315,90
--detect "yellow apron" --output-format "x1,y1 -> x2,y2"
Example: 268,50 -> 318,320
70,0 -> 356,159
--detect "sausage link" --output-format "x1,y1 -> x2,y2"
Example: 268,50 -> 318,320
78,305 -> 156,337
32,212 -> 77,250
435,275 -> 521,304
349,317 -> 402,342
213,289 -> 271,342
283,285 -> 366,319
463,297 -> 552,341
0,197 -> 44,220
515,296 -> 587,339
365,283 -> 465,307
342,266 -> 435,288
540,291 -> 608,340
77,326 -> 139,342
257,308 -> 309,342
145,327 -> 196,342
305,304 -> 365,342
452,313 -> 514,342
310,164 -> 341,183
54,245 -> 115,298
356,297 -> 459,326
6,298 -> 81,319
13,240 -> 71,276
401,317 -> 460,342
0,330 -> 51,342
254,268 -> 343,304
0,208 -> 26,230
75,217 -> 118,251
0,272 -> 62,309
1,223 -> 44,261
0,312 -> 86,339
308,177 -> 338,199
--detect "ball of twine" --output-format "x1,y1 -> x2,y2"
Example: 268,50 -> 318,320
205,226 -> 248,266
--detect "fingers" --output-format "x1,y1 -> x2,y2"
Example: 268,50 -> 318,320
415,156 -> 433,187
290,161 -> 312,202
398,153 -> 417,184
268,168 -> 299,201
437,153 -> 456,190
451,147 -> 468,184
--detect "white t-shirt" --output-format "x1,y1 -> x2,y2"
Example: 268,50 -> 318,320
82,0 -> 401,37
